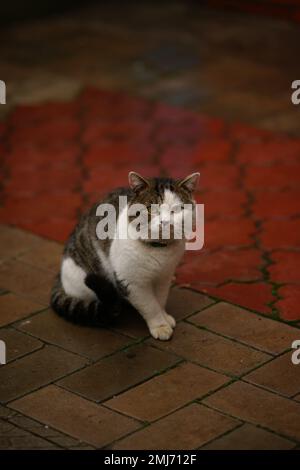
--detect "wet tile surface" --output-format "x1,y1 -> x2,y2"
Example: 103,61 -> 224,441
0,2 -> 300,449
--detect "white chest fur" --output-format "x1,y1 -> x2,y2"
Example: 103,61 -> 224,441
109,205 -> 185,286
110,237 -> 184,285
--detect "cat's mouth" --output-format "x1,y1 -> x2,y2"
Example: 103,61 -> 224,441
141,235 -> 179,248
148,240 -> 168,248
139,225 -> 181,243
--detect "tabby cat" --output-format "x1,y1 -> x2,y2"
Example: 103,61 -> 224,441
51,171 -> 199,340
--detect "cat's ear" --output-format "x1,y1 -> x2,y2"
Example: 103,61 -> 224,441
128,172 -> 150,192
178,172 -> 200,193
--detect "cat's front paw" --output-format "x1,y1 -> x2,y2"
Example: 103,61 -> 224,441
164,313 -> 176,329
150,323 -> 173,341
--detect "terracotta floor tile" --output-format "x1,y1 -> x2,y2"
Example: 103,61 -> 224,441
189,302 -> 299,354
204,219 -> 256,250
0,293 -> 45,326
8,412 -> 95,449
201,283 -> 274,315
0,345 -> 87,403
0,226 -> 41,262
0,418 -> 59,449
201,423 -> 296,450
166,287 -> 214,320
110,403 -> 240,450
244,352 -> 300,397
10,385 -> 140,448
277,285 -> 300,321
59,343 -> 179,402
0,260 -> 54,305
269,251 -> 300,284
17,240 -> 63,272
0,328 -> 42,362
253,190 -> 300,219
0,405 -> 14,419
17,309 -> 133,360
147,322 -> 271,376
260,219 -> 300,250
177,249 -> 263,286
105,362 -> 229,421
245,165 -> 300,190
204,381 -> 300,441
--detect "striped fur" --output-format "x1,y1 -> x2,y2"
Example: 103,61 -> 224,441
50,174 -> 198,331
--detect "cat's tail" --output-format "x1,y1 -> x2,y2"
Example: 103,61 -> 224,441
50,274 -> 122,327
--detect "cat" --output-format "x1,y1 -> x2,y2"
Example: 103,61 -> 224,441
50,171 -> 199,340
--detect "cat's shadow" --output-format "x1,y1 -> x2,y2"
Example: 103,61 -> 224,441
109,302 -> 149,339
109,286 -> 190,339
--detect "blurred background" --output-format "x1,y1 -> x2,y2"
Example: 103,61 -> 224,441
1,0 -> 300,133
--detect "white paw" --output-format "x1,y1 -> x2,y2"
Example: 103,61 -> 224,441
164,313 -> 176,329
150,323 -> 173,341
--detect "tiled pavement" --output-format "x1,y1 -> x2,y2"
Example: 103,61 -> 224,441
1,2 -> 300,450
0,226 -> 299,449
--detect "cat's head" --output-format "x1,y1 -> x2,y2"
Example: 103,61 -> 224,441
127,171 -> 199,244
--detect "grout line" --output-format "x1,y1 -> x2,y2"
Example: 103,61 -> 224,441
4,408 -> 93,450
199,401 -> 300,446
183,317 -> 292,357
12,321 -> 139,364
191,289 -> 300,329
3,349 -> 90,406
55,356 -> 184,406
197,421 -> 245,450
199,375 -> 300,411
239,375 -> 300,403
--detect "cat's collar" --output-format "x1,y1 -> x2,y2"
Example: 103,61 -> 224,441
148,241 -> 168,248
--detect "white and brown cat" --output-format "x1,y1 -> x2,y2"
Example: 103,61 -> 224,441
51,172 -> 199,340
